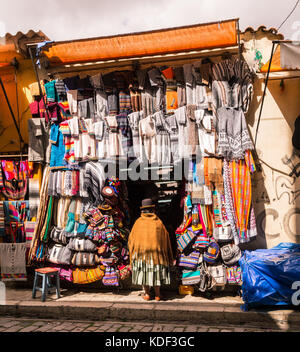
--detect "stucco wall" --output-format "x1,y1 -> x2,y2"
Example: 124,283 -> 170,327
242,30 -> 300,249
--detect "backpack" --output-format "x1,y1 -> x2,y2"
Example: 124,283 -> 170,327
203,241 -> 220,264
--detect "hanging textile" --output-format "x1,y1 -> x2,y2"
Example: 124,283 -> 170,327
229,159 -> 252,243
0,243 -> 27,281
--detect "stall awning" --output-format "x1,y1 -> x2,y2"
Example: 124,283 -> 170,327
42,19 -> 238,66
260,41 -> 300,73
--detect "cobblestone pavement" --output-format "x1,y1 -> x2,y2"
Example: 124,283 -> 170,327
0,316 -> 289,332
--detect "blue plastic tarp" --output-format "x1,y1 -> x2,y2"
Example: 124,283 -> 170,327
239,242 -> 300,310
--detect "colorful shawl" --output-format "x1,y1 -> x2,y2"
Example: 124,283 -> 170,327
230,159 -> 252,242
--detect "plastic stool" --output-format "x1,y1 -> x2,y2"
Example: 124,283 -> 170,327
32,267 -> 61,302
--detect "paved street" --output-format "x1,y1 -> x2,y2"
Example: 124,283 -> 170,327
0,316 -> 289,332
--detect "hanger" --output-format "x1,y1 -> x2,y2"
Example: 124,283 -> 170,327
201,58 -> 213,65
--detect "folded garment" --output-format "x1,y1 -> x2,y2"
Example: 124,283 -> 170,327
44,80 -> 57,102
29,101 -> 40,116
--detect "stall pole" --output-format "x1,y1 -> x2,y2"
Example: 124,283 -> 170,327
237,19 -> 244,109
28,45 -> 50,124
254,41 -> 276,147
0,76 -> 24,146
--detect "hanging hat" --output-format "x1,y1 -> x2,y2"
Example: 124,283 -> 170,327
140,198 -> 155,210
101,186 -> 118,206
98,203 -> 112,212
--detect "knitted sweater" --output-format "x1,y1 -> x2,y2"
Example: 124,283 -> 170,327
83,162 -> 105,205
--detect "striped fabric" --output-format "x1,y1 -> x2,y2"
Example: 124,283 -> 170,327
223,159 -> 239,244
244,150 -> 256,173
0,201 -> 5,237
24,222 -> 36,249
72,265 -> 105,284
0,167 -> 3,189
102,266 -> 119,286
118,91 -> 132,113
131,258 -> 170,287
1,273 -> 27,281
212,190 -> 223,227
116,112 -> 133,157
182,269 -> 201,285
226,266 -> 242,285
83,162 -> 106,205
176,230 -> 196,252
193,235 -> 210,249
178,251 -> 200,269
230,159 -> 252,243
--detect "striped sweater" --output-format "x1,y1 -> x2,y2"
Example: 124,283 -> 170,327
83,162 -> 106,205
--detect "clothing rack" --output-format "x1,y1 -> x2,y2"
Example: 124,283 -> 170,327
48,47 -> 242,77
0,154 -> 28,158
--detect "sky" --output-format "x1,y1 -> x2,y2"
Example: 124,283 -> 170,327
1,0 -> 300,41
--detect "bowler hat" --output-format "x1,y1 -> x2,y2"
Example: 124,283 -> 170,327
140,198 -> 155,210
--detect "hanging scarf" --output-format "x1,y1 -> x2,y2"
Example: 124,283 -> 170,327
230,159 -> 252,242
223,160 -> 239,244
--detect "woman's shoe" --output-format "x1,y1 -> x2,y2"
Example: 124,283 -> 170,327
142,294 -> 151,301
155,296 -> 161,301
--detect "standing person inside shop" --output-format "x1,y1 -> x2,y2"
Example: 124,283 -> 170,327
128,198 -> 174,301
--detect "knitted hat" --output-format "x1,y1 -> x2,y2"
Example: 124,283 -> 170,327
98,203 -> 112,212
101,186 -> 118,206
110,241 -> 122,254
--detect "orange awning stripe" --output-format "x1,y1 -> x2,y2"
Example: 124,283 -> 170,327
42,19 -> 238,65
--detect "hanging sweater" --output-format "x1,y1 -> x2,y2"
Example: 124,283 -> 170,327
83,162 -> 106,205
217,106 -> 254,160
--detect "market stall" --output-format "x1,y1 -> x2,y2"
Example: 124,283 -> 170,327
1,19 -> 258,294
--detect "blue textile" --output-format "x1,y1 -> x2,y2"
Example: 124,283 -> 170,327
49,123 -> 67,168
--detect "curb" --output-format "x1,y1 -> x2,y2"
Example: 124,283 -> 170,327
0,300 -> 299,331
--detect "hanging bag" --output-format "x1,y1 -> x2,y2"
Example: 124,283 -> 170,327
71,252 -> 100,266
220,243 -> 242,266
198,262 -> 216,292
178,251 -> 200,269
225,265 -> 242,285
67,237 -> 97,252
177,229 -> 196,252
49,227 -> 68,245
193,234 -> 210,249
207,264 -> 227,286
203,240 -> 220,264
182,269 -> 201,285
47,243 -> 73,265
102,266 -> 119,286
